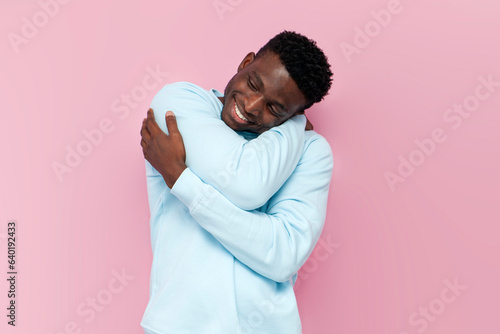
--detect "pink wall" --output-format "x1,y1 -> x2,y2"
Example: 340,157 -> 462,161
1,0 -> 499,333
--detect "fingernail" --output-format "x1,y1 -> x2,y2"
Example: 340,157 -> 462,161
166,111 -> 174,117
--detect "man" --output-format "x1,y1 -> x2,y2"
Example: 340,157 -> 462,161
140,31 -> 333,333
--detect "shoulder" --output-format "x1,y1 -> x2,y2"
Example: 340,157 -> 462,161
301,131 -> 334,169
304,132 -> 332,152
151,81 -> 221,117
153,81 -> 218,107
154,81 -> 213,102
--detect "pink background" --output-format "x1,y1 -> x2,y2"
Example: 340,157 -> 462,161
1,0 -> 499,333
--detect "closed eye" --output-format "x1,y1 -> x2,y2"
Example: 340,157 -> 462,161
268,104 -> 276,115
268,104 -> 281,118
247,77 -> 257,91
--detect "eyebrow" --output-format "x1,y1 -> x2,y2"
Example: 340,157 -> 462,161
251,71 -> 287,114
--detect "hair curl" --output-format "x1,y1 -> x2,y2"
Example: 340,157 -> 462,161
256,31 -> 333,111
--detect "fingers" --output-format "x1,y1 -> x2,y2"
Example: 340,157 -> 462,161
305,117 -> 314,131
165,111 -> 179,135
140,138 -> 148,160
147,108 -> 155,119
141,110 -> 153,159
141,117 -> 151,140
145,108 -> 162,135
140,124 -> 148,156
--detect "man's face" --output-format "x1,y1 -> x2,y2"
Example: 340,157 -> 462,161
220,51 -> 308,134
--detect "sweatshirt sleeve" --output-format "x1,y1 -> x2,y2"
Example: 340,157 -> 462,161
147,82 -> 306,211
170,135 -> 334,282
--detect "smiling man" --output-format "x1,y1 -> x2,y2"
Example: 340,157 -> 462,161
140,31 -> 334,334
220,51 -> 308,133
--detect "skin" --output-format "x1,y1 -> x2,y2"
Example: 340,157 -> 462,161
141,51 -> 313,188
219,51 -> 308,134
141,109 -> 186,188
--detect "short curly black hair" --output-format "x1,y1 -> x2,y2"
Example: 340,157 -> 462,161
256,30 -> 333,111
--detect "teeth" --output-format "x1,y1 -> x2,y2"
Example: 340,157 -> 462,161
235,102 -> 249,122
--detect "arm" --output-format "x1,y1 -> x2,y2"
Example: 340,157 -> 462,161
142,110 -> 187,215
147,82 -> 306,210
170,135 -> 334,282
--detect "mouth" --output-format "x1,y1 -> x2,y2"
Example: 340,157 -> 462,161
232,98 -> 251,124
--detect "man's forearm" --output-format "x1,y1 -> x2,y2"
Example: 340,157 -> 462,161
159,162 -> 186,189
170,136 -> 334,282
148,82 -> 307,210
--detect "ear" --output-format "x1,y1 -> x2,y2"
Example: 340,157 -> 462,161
237,52 -> 256,72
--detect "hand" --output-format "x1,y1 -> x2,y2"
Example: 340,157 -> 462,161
305,116 -> 314,131
140,108 -> 187,188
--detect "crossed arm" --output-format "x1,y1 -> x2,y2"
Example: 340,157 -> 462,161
168,134 -> 334,282
141,82 -> 307,211
140,86 -> 334,282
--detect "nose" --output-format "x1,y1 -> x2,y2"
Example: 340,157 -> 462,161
245,93 -> 265,116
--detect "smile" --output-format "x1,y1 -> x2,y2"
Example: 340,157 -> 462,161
234,100 -> 250,123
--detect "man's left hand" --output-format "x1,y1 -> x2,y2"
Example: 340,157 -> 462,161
140,108 -> 187,188
305,116 -> 314,131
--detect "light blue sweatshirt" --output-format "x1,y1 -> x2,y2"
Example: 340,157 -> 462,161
141,82 -> 333,334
